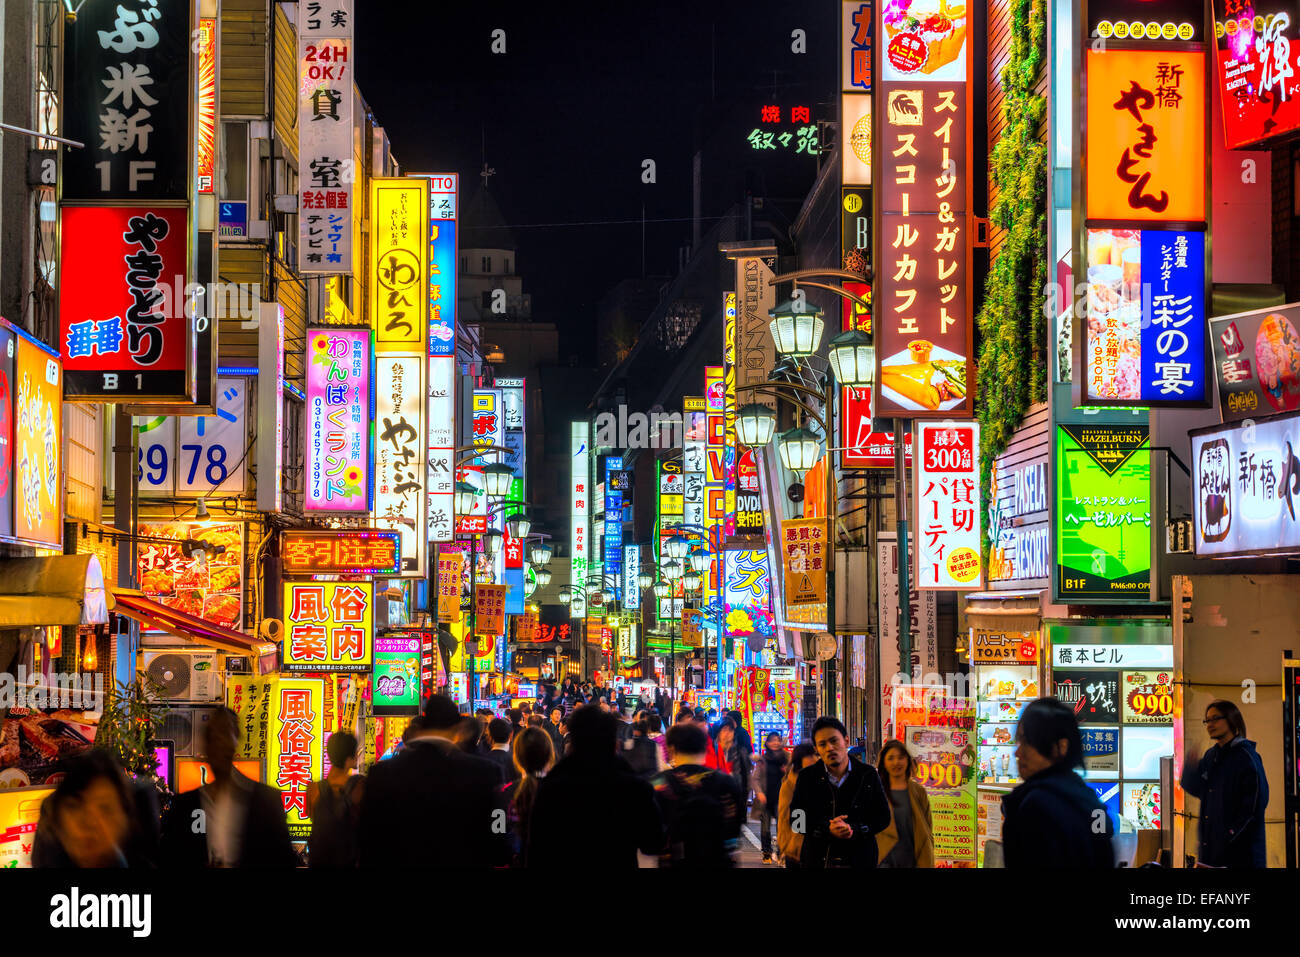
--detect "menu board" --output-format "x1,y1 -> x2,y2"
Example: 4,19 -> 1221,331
904,724 -> 977,864
137,522 -> 244,629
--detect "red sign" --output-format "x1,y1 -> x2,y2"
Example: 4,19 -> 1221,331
59,205 -> 191,400
454,465 -> 487,535
841,286 -> 913,468
1214,0 -> 1300,149
503,528 -> 524,569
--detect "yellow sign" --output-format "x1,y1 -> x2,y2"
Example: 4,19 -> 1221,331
475,583 -> 507,637
267,677 -> 325,839
370,177 -> 429,352
449,621 -> 495,670
282,581 -> 374,671
781,517 -> 828,620
226,675 -> 277,764
682,609 -> 703,647
438,551 -> 463,622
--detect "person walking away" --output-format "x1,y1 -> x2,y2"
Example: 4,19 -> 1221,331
705,718 -> 736,775
875,739 -> 934,868
790,717 -> 892,868
486,718 -> 520,785
623,712 -> 660,779
777,743 -> 819,868
1001,697 -> 1115,868
359,695 -> 509,867
306,731 -> 365,868
504,727 -> 554,867
753,732 -> 790,864
653,722 -> 744,867
527,705 -> 663,868
436,625 -> 457,692
161,706 -> 296,868
1181,699 -> 1269,868
33,751 -> 149,868
726,710 -> 754,822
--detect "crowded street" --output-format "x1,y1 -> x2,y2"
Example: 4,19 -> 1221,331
0,0 -> 1294,939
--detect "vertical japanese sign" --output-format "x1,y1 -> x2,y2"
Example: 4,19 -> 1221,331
298,0 -> 354,273
305,328 -> 370,512
1054,424 -> 1152,601
914,421 -> 982,589
269,677 -> 325,839
423,173 -> 458,356
59,205 -> 192,401
62,0 -> 192,201
195,18 -> 215,194
437,550 -> 463,622
875,0 -> 973,418
879,533 -> 938,686
704,364 -> 726,585
1081,34 -> 1208,406
13,334 -> 62,547
683,397 -> 707,528
722,293 -> 740,540
604,456 -> 624,585
427,355 -> 455,542
732,261 -> 778,426
623,544 -> 641,611
571,421 -> 590,619
373,355 -> 426,575
0,324 -> 16,542
475,584 -> 507,636
371,178 -> 429,353
842,0 -> 875,184
283,581 -> 374,672
473,389 -> 503,454
781,518 -> 828,624
656,457 -> 684,622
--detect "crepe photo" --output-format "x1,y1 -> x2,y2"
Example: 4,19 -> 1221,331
880,338 -> 968,411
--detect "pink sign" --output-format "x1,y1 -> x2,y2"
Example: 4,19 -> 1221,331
305,328 -> 370,512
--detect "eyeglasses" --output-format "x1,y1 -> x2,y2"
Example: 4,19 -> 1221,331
1203,715 -> 1224,724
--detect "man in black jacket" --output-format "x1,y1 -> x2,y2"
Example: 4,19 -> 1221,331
790,716 -> 892,868
1181,699 -> 1269,867
160,707 -> 297,868
528,705 -> 663,868
485,717 -> 519,784
359,695 -> 509,867
790,717 -> 894,868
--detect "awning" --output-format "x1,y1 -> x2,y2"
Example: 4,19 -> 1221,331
111,590 -> 278,672
0,554 -> 109,628
964,591 -> 1044,633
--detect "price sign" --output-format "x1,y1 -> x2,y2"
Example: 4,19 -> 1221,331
1121,670 -> 1174,725
915,759 -> 968,789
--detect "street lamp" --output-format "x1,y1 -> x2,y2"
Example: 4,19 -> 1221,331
506,513 -> 531,539
662,559 -> 684,581
637,569 -> 655,590
664,535 -> 690,560
777,426 -> 822,475
454,481 -> 478,517
482,462 -> 515,497
557,589 -> 573,606
683,571 -> 703,592
653,580 -> 671,600
534,566 -> 552,587
529,542 -> 553,566
827,328 -> 876,389
736,402 -> 778,447
768,299 -> 825,358
687,548 -> 709,574
482,528 -> 503,558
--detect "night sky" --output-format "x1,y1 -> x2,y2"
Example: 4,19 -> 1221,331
356,1 -> 835,363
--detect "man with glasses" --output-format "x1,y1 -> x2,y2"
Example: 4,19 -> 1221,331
1180,700 -> 1269,868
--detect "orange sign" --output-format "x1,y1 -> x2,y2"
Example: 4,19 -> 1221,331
176,758 -> 262,794
281,529 -> 401,576
1086,48 -> 1205,223
437,551 -> 463,622
971,628 -> 1039,664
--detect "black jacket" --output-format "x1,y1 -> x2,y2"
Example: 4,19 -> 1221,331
487,747 -> 520,785
528,752 -> 663,868
789,757 -> 892,868
160,770 -> 297,868
1180,737 -> 1269,868
359,736 -> 509,868
1001,763 -> 1115,868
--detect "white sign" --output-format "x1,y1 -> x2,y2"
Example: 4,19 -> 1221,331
1192,411 -> 1300,558
623,544 -> 641,611
374,355 -> 426,575
298,1 -> 354,273
914,421 -> 983,589
878,534 -> 938,683
256,304 -> 284,513
136,378 -> 248,497
427,356 -> 455,542
571,421 -> 590,619
1051,644 -> 1174,669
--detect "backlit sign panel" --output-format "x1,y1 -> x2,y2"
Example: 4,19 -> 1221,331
914,421 -> 982,589
373,355 -> 426,575
283,581 -> 374,672
1213,0 -> 1300,148
298,3 -> 354,272
1209,302 -> 1300,422
370,177 -> 429,353
281,529 -> 401,576
305,328 -> 370,512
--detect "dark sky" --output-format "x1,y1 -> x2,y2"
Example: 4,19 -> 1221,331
355,1 -> 835,363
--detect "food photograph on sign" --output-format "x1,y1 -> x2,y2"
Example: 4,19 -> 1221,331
137,522 -> 244,628
1210,303 -> 1300,421
881,0 -> 969,81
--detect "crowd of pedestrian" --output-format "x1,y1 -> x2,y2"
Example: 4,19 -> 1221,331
26,687 -> 1270,870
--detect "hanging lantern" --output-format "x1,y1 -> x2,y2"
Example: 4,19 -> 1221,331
777,427 -> 822,474
736,403 -> 778,447
768,299 -> 825,358
827,328 -> 876,389
482,463 -> 515,497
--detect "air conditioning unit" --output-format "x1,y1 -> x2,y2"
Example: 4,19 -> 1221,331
159,706 -> 217,758
142,650 -> 222,703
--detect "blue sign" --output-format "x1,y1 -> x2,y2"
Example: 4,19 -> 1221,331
605,457 -> 623,579
1081,727 -> 1119,756
1087,781 -> 1121,833
505,566 -> 525,616
218,201 -> 247,238
1139,229 -> 1206,404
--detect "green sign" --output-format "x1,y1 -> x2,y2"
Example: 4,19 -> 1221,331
1054,424 -> 1152,602
372,634 -> 422,716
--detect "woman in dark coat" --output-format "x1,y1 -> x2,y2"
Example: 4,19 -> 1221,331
1001,697 -> 1115,869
